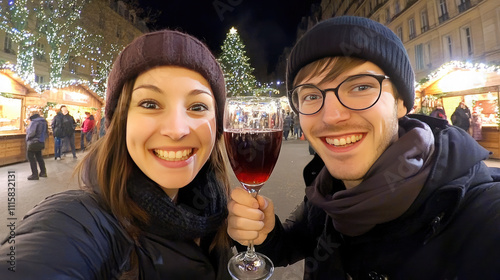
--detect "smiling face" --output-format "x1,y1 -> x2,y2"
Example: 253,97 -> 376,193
297,60 -> 407,189
126,66 -> 217,198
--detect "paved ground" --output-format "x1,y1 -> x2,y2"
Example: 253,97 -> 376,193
1,139 -> 500,279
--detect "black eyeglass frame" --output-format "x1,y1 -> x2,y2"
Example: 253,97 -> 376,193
289,74 -> 390,115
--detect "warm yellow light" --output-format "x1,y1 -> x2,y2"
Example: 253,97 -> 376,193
436,70 -> 486,92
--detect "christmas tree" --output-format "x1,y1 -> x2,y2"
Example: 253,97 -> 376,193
218,27 -> 257,96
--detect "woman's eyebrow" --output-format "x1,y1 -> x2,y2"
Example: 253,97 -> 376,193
133,84 -> 163,94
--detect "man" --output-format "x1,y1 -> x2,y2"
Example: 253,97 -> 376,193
51,106 -> 65,160
60,105 -> 77,158
227,16 -> 500,279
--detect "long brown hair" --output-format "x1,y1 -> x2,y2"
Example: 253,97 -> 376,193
76,77 -> 230,277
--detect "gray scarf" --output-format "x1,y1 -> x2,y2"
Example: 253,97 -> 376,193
306,117 -> 435,236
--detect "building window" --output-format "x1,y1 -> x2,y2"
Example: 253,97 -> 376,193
438,0 -> 449,23
443,35 -> 453,61
386,7 -> 391,23
409,18 -> 416,40
420,9 -> 429,32
35,42 -> 46,61
395,0 -> 400,14
35,75 -> 44,84
415,44 -> 424,70
461,26 -> 473,56
4,33 -> 13,53
424,42 -> 431,68
458,0 -> 471,13
397,26 -> 403,41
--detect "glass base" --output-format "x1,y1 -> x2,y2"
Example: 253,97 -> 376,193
228,251 -> 274,280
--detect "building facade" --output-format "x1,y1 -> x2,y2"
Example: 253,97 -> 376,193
319,0 -> 500,81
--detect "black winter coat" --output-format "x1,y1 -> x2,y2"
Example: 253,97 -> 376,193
256,115 -> 500,279
0,190 -> 231,279
50,112 -> 64,138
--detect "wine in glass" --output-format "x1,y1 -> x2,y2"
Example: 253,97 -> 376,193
224,96 -> 283,280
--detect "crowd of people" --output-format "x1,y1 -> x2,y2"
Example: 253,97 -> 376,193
2,15 -> 499,280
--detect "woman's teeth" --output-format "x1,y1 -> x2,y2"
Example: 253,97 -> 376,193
326,134 -> 363,147
154,149 -> 193,161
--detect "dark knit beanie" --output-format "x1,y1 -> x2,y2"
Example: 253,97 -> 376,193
287,16 -> 415,113
105,29 -> 226,135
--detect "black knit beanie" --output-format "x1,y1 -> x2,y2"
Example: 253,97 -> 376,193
287,16 -> 415,113
105,29 -> 226,135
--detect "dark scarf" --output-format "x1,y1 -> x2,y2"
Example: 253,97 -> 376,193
306,117 -> 435,236
127,166 -> 228,241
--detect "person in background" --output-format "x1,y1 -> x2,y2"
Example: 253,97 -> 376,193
283,112 -> 293,140
80,112 -> 95,151
471,106 -> 483,141
451,101 -> 471,133
293,111 -> 302,139
429,102 -> 447,121
60,105 -> 77,159
0,29 -> 232,279
26,109 -> 48,180
227,16 -> 500,279
51,106 -> 65,160
99,115 -> 106,138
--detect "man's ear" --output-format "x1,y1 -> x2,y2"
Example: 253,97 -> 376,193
397,98 -> 407,118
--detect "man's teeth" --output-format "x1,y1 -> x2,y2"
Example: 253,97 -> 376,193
326,135 -> 363,146
154,149 -> 193,161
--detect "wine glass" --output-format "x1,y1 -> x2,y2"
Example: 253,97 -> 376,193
224,96 -> 283,280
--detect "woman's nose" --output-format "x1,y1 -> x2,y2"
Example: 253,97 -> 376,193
160,107 -> 190,140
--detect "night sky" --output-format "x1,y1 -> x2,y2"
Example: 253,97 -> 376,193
137,0 -> 321,81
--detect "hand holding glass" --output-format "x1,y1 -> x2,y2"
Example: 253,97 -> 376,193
224,97 -> 283,280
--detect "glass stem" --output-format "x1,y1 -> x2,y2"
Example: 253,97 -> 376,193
245,187 -> 259,259
245,240 -> 257,259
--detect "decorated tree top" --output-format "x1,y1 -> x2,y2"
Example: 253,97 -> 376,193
218,27 -> 257,96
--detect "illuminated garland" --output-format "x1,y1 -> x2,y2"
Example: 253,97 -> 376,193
0,61 -> 41,93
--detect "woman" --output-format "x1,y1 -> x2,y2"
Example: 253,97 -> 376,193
1,30 -> 231,279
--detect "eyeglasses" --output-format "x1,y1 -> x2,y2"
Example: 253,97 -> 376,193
289,74 -> 390,115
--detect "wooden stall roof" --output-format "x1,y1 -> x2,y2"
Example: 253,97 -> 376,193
38,82 -> 105,107
0,68 -> 39,95
417,61 -> 500,96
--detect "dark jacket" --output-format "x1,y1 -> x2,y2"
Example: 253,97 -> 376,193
451,106 -> 471,131
0,190 -> 231,279
51,112 -> 65,138
26,114 -> 48,146
61,113 -> 77,137
256,115 -> 500,279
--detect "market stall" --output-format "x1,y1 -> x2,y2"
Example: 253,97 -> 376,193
0,68 -> 39,166
417,61 -> 500,158
39,82 -> 104,157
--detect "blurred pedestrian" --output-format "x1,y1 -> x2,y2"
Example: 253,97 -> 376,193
60,105 -> 77,158
429,102 -> 447,121
80,112 -> 95,151
26,109 -> 48,180
451,101 -> 471,133
283,112 -> 292,140
471,107 -> 483,141
51,106 -> 65,160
